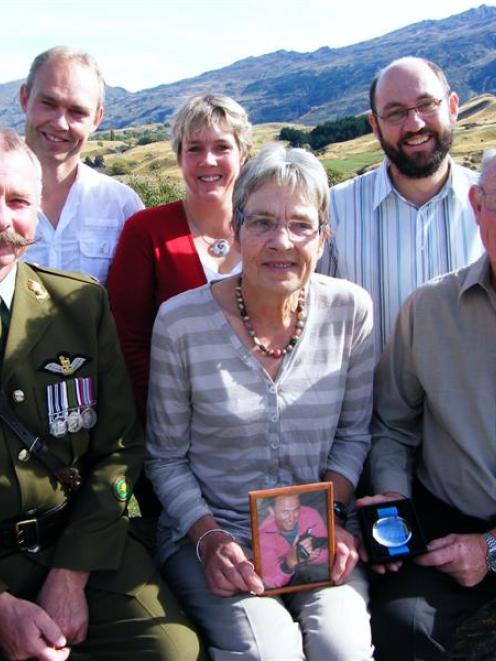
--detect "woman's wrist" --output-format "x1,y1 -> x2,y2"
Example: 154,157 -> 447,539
195,528 -> 236,562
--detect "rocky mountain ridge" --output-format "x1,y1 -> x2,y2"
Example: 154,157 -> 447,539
1,5 -> 495,130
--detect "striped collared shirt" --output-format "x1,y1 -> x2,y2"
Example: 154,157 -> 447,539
145,275 -> 373,563
316,158 -> 484,358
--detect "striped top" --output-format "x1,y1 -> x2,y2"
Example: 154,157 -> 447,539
145,274 -> 374,563
316,158 -> 484,358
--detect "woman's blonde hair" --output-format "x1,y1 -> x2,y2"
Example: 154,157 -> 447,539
171,94 -> 252,159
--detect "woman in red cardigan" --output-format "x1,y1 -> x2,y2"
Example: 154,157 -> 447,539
108,95 -> 251,513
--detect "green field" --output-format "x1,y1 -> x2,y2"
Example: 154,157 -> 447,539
322,151 -> 383,177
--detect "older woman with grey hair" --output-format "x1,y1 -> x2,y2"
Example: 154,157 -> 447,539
146,143 -> 374,659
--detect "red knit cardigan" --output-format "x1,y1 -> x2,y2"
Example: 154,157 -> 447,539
107,200 -> 207,419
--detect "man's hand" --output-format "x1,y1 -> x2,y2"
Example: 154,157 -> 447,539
415,533 -> 488,587
356,493 -> 405,574
200,532 -> 264,597
331,522 -> 359,585
285,534 -> 321,571
0,592 -> 69,660
296,535 -> 321,563
37,568 -> 90,645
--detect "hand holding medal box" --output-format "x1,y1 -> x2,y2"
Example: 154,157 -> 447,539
358,498 -> 427,564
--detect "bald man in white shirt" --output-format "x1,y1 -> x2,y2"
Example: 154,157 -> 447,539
20,46 -> 143,283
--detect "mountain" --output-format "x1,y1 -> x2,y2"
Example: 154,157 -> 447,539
2,5 -> 496,130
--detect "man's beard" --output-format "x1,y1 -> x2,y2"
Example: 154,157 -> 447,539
0,230 -> 34,249
378,125 -> 453,178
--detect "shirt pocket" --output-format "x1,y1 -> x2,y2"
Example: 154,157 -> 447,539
79,222 -> 122,282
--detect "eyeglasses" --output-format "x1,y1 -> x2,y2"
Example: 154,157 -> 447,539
375,97 -> 446,126
238,213 -> 322,240
479,187 -> 496,212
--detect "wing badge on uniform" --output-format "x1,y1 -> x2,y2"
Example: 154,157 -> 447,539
41,353 -> 91,376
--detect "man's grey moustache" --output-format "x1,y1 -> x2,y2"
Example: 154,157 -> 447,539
0,231 -> 35,248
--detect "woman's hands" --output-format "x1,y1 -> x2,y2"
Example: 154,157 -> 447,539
198,530 -> 264,597
331,521 -> 360,585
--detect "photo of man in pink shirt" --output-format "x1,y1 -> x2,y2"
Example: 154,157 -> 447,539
259,494 -> 330,589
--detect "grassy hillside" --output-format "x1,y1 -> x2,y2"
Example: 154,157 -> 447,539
319,94 -> 496,178
83,95 -> 496,199
84,123 -> 295,181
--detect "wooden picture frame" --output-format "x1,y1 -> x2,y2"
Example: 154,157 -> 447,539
249,482 -> 334,596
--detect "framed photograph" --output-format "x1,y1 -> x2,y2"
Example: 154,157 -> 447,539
249,482 -> 334,596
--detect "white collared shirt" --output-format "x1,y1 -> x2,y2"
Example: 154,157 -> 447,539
316,158 -> 484,358
22,162 -> 144,283
0,264 -> 17,311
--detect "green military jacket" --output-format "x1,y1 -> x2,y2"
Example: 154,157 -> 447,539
0,262 -> 144,592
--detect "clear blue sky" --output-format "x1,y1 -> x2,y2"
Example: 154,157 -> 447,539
3,0 -> 494,91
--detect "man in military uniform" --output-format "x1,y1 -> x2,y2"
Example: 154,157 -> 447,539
0,129 -> 200,660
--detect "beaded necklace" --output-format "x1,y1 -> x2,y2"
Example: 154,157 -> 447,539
235,277 -> 306,359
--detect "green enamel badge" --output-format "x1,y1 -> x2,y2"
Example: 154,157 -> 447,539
113,477 -> 131,502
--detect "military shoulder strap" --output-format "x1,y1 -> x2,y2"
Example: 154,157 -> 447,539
0,391 -> 81,493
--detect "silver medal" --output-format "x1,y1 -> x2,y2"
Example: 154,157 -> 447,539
67,410 -> 83,433
81,408 -> 97,429
372,516 -> 412,548
51,418 -> 67,438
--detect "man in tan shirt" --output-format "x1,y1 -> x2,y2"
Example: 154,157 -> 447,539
362,149 -> 496,659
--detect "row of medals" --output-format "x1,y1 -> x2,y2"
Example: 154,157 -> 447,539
47,378 -> 97,438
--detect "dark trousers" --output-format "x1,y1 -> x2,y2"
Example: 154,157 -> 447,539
371,480 -> 496,661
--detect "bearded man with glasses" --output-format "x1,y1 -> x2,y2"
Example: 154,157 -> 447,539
317,56 -> 484,358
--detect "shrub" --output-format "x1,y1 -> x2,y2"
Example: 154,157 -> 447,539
108,159 -> 135,175
279,115 -> 372,150
279,127 -> 309,147
326,167 -> 348,187
127,174 -> 184,208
